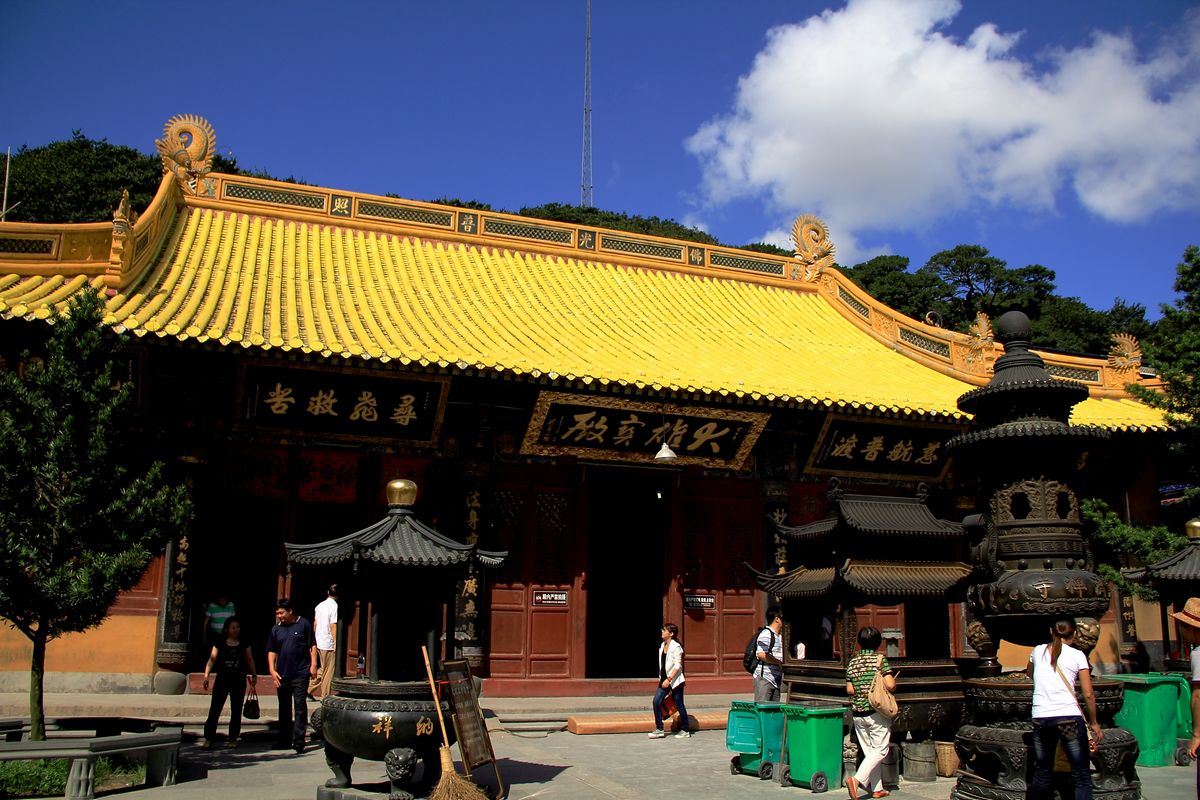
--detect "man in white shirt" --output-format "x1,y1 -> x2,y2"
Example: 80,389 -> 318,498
308,584 -> 338,700
1171,596 -> 1200,800
754,606 -> 785,702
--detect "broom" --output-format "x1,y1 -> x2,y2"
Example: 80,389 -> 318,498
421,645 -> 489,800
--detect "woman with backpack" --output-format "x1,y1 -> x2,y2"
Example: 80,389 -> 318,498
845,626 -> 896,799
648,623 -> 691,739
1026,616 -> 1102,800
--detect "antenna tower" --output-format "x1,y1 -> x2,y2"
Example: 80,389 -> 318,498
580,0 -> 593,208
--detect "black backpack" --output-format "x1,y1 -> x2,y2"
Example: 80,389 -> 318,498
742,627 -> 775,674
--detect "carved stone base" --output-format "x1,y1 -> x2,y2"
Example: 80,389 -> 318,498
952,725 -> 1140,800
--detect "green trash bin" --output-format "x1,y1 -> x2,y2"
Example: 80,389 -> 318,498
1158,673 -> 1194,765
1109,674 -> 1178,767
1165,673 -> 1194,740
781,702 -> 846,792
726,701 -> 786,779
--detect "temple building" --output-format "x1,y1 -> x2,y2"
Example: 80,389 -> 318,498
0,115 -> 1170,695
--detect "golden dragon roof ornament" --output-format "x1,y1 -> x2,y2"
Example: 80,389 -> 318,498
155,114 -> 216,196
791,215 -> 836,282
1107,333 -> 1142,373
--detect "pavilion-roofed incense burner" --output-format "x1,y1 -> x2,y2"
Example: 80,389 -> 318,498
948,312 -> 1138,800
287,479 -> 505,800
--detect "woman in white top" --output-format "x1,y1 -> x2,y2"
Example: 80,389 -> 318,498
648,623 -> 691,739
1026,617 -> 1103,800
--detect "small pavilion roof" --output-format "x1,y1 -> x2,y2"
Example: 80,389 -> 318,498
1122,540 -> 1200,585
776,494 -> 964,540
750,559 -> 972,599
285,505 -> 506,569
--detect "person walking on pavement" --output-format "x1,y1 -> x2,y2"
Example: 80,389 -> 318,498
267,598 -> 317,753
648,623 -> 691,739
1026,616 -> 1102,800
753,606 -> 785,702
845,626 -> 896,800
1171,597 -> 1200,800
201,616 -> 257,749
308,584 -> 338,700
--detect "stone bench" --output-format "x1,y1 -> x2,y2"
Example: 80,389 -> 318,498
0,728 -> 182,800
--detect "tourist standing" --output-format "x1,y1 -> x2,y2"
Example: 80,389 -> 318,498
204,593 -> 236,646
201,616 -> 256,748
267,598 -> 317,753
753,606 -> 785,702
1171,598 -> 1200,800
648,623 -> 691,739
1026,617 -> 1102,800
845,626 -> 896,800
308,584 -> 338,699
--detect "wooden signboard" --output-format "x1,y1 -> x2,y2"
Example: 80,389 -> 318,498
442,659 -> 505,797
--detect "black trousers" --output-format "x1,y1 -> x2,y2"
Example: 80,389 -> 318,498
204,674 -> 246,741
276,676 -> 308,747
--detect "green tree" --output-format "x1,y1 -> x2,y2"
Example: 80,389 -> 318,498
918,245 -> 1059,329
1084,247 -> 1197,595
1083,500 -> 1185,601
843,254 -> 954,323
4,132 -> 161,223
0,289 -> 191,739
739,242 -> 793,257
1133,245 -> 1200,503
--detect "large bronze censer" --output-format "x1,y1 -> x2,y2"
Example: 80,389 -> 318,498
286,479 -> 505,800
947,312 -> 1139,800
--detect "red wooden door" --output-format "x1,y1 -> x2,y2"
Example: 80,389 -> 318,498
676,476 -> 762,676
487,467 -> 577,679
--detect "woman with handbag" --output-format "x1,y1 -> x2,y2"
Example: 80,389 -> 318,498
845,626 -> 896,799
648,623 -> 691,739
202,616 -> 258,749
1027,617 -> 1103,800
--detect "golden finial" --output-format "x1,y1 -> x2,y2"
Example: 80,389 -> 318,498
386,479 -> 418,507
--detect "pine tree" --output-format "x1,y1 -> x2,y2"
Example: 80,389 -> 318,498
0,288 -> 191,739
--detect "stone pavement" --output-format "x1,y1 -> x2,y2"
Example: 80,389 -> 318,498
0,693 -> 1192,798
99,728 -> 1197,800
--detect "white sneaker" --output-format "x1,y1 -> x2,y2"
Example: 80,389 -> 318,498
674,730 -> 692,738
647,730 -> 666,739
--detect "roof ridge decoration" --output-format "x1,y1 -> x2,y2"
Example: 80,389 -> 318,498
791,215 -> 836,282
156,114 -> 217,196
1107,332 -> 1141,374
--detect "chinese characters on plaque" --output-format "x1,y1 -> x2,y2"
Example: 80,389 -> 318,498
806,415 -> 959,481
521,392 -> 769,469
241,364 -> 447,445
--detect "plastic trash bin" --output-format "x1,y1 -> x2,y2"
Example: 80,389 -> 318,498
726,701 -> 786,779
781,702 -> 846,792
1159,673 -> 1194,765
1109,674 -> 1178,767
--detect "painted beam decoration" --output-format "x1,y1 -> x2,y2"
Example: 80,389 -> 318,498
521,391 -> 769,469
240,363 -> 448,446
806,414 -> 959,481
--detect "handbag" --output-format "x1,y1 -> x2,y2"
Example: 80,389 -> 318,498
867,653 -> 899,719
1053,660 -> 1097,758
243,684 -> 261,720
660,691 -> 678,718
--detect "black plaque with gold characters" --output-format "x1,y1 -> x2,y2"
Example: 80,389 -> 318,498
239,361 -> 448,446
521,391 -> 769,469
806,413 -> 958,481
443,659 -> 505,797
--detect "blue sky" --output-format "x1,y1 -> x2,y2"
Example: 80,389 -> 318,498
2,0 -> 1198,317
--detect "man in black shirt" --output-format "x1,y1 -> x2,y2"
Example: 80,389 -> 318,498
266,598 -> 317,753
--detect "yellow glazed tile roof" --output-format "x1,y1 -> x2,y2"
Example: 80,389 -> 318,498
0,207 -> 1166,431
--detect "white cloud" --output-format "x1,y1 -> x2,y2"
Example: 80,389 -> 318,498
686,0 -> 1200,256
